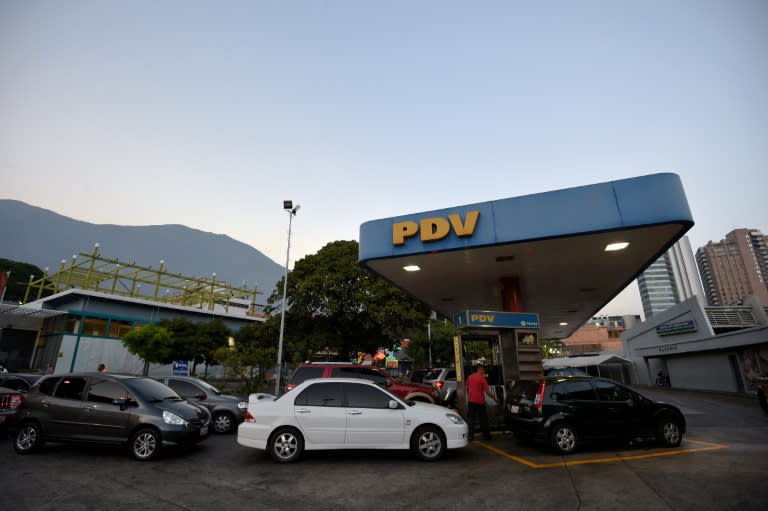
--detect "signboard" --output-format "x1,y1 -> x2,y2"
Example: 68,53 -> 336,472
453,310 -> 540,329
172,360 -> 190,376
516,331 -> 539,347
656,320 -> 696,337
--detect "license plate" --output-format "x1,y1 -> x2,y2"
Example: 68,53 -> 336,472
509,405 -> 519,414
200,425 -> 208,436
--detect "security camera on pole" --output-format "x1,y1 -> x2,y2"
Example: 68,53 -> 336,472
274,200 -> 300,396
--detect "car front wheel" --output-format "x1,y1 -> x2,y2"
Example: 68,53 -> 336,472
656,418 -> 683,447
212,412 -> 234,434
14,422 -> 43,454
411,425 -> 445,461
131,428 -> 161,461
550,423 -> 578,454
268,427 -> 304,463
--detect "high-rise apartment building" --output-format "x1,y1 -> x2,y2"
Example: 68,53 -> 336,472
696,228 -> 768,306
637,236 -> 704,319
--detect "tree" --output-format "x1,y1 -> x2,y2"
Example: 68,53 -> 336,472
215,318 -> 279,393
402,318 -> 460,368
0,258 -> 49,303
121,324 -> 174,375
156,317 -> 231,376
264,240 -> 432,362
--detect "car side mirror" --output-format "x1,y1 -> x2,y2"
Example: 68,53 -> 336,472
388,400 -> 399,409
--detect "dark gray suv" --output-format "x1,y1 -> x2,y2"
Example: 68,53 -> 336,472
153,376 -> 246,434
12,373 -> 211,460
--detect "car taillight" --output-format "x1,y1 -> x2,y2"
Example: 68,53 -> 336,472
533,382 -> 546,409
244,410 -> 255,422
435,381 -> 444,390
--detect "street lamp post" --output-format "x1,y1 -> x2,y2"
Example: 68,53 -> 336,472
274,200 -> 300,396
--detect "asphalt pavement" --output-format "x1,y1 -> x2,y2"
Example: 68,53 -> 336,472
1,386 -> 766,511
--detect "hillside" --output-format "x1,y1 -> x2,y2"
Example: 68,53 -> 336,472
0,199 -> 284,300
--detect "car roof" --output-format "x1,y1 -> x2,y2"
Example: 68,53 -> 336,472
40,373 -> 147,381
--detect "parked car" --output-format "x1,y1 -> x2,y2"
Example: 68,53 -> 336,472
12,373 -> 211,460
0,373 -> 43,394
153,376 -> 246,434
0,386 -> 23,428
285,363 -> 441,405
422,367 -> 457,405
505,375 -> 686,454
238,378 -> 468,462
409,368 -> 431,384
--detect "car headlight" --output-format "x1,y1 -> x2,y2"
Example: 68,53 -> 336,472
163,410 -> 189,426
445,413 -> 464,425
237,401 -> 247,409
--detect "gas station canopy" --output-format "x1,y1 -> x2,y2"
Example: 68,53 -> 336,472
359,173 -> 693,339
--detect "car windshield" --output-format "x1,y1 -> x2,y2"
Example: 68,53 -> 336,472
195,379 -> 222,395
124,377 -> 183,402
422,369 -> 443,380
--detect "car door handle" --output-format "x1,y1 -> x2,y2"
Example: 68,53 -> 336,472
296,408 -> 311,414
348,410 -> 363,415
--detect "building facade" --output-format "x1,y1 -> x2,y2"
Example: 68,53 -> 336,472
696,228 -> 768,306
622,294 -> 768,394
637,236 -> 704,319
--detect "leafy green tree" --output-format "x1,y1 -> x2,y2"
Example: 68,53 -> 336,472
0,258 -> 49,303
121,323 -> 174,375
215,318 -> 280,393
403,319 -> 460,368
264,240 -> 431,362
192,318 -> 231,376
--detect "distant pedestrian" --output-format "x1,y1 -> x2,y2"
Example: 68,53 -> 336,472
45,363 -> 54,374
97,363 -> 108,373
465,364 -> 498,441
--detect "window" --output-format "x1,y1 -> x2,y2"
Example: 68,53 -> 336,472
38,376 -> 62,396
551,381 -> 598,401
344,382 -> 392,409
0,377 -> 31,392
109,320 -> 134,338
54,377 -> 87,400
82,317 -> 107,336
294,382 -> 343,407
167,380 -> 202,399
331,367 -> 387,386
288,367 -> 324,386
86,380 -> 127,404
593,380 -> 633,402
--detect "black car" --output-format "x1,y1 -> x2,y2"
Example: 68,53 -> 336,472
153,376 -> 247,434
0,386 -> 23,429
0,373 -> 43,394
505,375 -> 686,454
11,373 -> 211,460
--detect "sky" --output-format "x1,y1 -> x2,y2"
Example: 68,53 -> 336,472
1,1 -> 766,318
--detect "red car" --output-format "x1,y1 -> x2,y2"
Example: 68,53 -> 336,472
285,363 -> 441,405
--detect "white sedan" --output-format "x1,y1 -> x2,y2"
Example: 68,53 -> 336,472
237,378 -> 468,462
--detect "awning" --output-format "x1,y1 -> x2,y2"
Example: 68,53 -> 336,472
0,303 -> 67,319
543,354 -> 632,369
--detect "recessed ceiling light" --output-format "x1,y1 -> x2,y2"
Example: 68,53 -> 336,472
403,265 -> 421,272
605,242 -> 630,252
559,322 -> 568,326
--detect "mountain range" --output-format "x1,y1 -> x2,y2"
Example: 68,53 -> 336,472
0,199 -> 285,300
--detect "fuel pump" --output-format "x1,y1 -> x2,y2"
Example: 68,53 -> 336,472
452,310 -> 543,431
